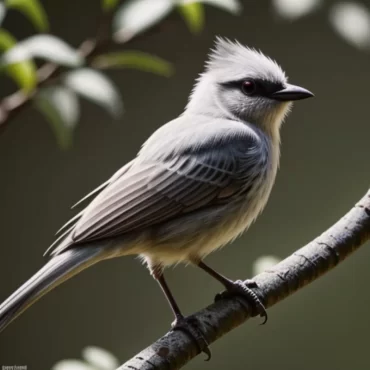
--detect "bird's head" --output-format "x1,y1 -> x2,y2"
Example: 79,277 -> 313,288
186,37 -> 313,136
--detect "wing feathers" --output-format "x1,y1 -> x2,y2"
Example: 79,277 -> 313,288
71,181 -> 109,210
55,211 -> 84,236
70,160 -> 134,210
70,154 -> 234,244
48,127 -> 262,255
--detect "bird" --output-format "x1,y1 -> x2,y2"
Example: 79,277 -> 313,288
0,37 -> 313,354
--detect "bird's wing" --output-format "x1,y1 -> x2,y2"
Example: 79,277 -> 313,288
53,160 -> 134,238
48,124 -> 262,256
72,150 -> 239,243
70,160 -> 134,210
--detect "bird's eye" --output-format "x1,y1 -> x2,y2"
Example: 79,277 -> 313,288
241,80 -> 256,95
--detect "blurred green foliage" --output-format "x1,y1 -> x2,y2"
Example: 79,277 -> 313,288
92,51 -> 174,77
0,0 -> 241,148
0,28 -> 37,91
6,0 -> 49,31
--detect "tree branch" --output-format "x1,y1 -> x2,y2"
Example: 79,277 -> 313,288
118,189 -> 370,370
0,12 -> 111,132
0,8 -> 174,133
0,39 -> 101,131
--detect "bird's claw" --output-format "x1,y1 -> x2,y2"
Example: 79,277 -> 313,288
215,279 -> 268,325
171,315 -> 211,360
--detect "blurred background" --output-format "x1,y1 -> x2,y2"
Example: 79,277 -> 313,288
0,0 -> 369,369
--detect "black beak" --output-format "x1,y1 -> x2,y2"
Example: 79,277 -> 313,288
271,83 -> 314,101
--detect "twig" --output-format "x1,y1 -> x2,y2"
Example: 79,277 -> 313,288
0,13 -> 110,131
0,8 -> 174,132
118,189 -> 370,370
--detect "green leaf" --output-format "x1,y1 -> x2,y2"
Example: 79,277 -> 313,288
0,2 -> 7,26
64,68 -> 123,118
6,0 -> 49,31
102,0 -> 120,12
0,29 -> 36,92
199,0 -> 241,14
92,51 -> 174,77
35,86 -> 80,149
1,34 -> 83,67
178,1 -> 205,34
113,0 -> 173,42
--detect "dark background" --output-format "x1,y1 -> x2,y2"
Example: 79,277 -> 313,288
0,0 -> 369,368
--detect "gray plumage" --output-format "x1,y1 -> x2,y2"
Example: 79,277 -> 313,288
0,246 -> 105,332
0,37 -> 313,332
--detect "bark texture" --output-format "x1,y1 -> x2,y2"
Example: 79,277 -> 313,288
118,189 -> 370,370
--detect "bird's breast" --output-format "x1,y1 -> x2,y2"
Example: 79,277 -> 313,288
140,162 -> 277,267
140,135 -> 280,267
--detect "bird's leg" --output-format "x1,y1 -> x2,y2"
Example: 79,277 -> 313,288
151,267 -> 211,360
154,271 -> 183,320
196,260 -> 268,324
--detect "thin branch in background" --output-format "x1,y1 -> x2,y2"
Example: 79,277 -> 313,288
0,3 -> 180,135
0,16 -> 107,131
118,189 -> 370,370
0,0 -> 241,147
0,11 -> 144,131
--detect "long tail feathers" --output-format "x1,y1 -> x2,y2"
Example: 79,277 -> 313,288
0,246 -> 105,333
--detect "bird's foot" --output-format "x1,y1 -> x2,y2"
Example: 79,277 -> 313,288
171,314 -> 211,360
215,279 -> 268,325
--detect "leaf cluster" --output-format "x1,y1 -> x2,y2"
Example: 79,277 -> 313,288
0,0 -> 241,148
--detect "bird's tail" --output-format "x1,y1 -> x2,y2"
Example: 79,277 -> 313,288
0,246 -> 106,333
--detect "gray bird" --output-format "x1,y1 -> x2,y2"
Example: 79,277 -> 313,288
0,38 -> 313,350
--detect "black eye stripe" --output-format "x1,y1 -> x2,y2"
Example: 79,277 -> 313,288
220,78 -> 284,97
